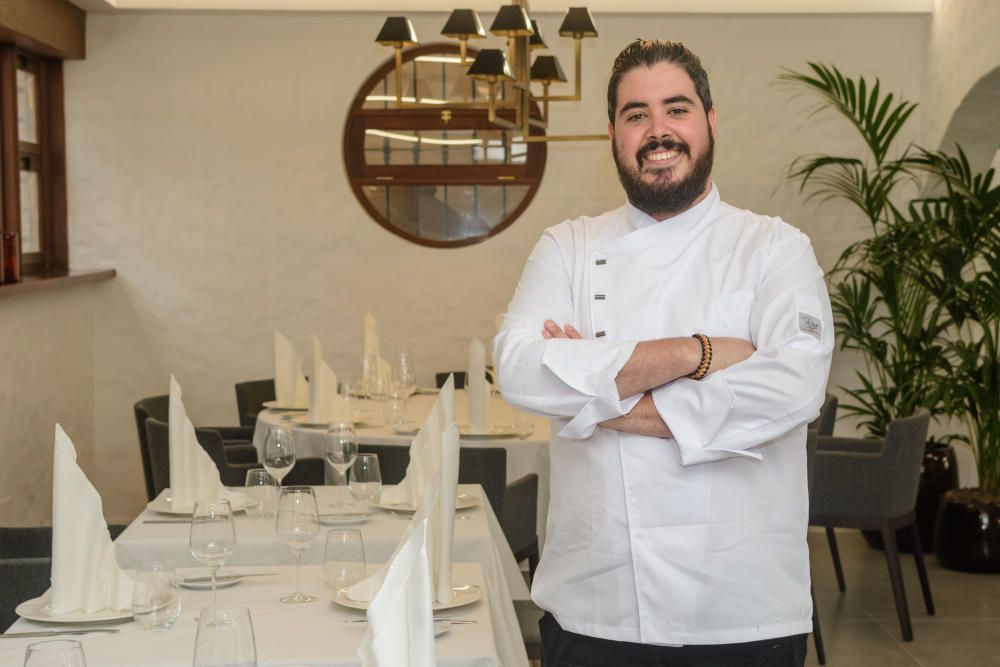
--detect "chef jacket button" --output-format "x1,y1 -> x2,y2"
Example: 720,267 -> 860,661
595,259 -> 606,266
595,331 -> 606,338
594,294 -> 606,300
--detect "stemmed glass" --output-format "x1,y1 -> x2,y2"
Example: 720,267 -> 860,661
325,422 -> 359,493
244,468 -> 279,520
189,499 -> 236,606
349,453 -> 382,507
193,607 -> 257,667
24,640 -> 87,667
392,350 -> 416,397
276,486 -> 319,603
322,529 -> 367,593
263,426 -> 296,487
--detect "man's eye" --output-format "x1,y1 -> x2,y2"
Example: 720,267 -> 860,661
668,108 -> 689,116
626,113 -> 645,122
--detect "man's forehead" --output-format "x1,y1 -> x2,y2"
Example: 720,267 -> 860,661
616,62 -> 698,107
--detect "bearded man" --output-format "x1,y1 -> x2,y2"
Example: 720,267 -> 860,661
494,40 -> 834,666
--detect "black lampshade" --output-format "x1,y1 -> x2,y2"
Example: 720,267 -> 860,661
531,55 -> 567,83
441,9 -> 486,39
529,20 -> 547,49
467,49 -> 515,82
558,7 -> 598,38
375,16 -> 419,46
490,5 -> 534,37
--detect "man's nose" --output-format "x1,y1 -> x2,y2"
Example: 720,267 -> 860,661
647,114 -> 673,141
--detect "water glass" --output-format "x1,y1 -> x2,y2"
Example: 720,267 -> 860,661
23,640 -> 87,667
384,390 -> 408,429
193,607 -> 257,667
244,468 -> 279,520
276,486 -> 319,603
349,453 -> 382,505
514,417 -> 535,439
131,560 -> 181,630
322,529 -> 367,592
392,350 -> 416,397
325,423 -> 358,487
189,499 -> 236,605
263,426 -> 296,486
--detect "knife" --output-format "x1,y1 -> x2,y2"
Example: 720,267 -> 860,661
179,572 -> 278,584
2,629 -> 121,638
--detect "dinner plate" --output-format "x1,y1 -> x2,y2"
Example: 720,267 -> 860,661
458,425 -> 517,440
371,493 -> 478,514
393,423 -> 420,436
334,584 -> 482,612
319,512 -> 371,527
262,401 -> 307,411
434,619 -> 451,637
178,575 -> 243,590
146,491 -> 248,516
289,415 -> 378,430
16,592 -> 132,624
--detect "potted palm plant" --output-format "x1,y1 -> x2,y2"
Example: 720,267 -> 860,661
777,64 -> 993,555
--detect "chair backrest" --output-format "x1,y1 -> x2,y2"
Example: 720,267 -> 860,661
358,444 -> 410,486
134,395 -> 170,501
0,556 -> 50,631
459,447 -> 507,517
882,410 -> 931,517
435,371 -> 494,390
500,473 -> 538,556
144,417 -> 175,496
235,379 -> 276,427
806,429 -> 818,493
809,393 -> 838,436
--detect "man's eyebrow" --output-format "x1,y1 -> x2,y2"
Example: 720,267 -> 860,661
618,95 -> 696,117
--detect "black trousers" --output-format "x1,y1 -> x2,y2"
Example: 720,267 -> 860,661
539,613 -> 808,667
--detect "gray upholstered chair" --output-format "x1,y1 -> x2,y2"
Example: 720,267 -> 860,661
357,444 -> 410,486
809,411 -> 934,641
501,473 -> 540,581
809,392 -> 838,436
134,395 -> 257,500
144,418 -> 324,489
235,379 -> 276,427
805,430 -> 826,665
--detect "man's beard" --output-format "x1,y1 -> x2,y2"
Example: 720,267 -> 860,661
612,132 -> 714,218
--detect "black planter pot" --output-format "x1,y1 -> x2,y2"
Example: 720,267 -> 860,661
863,444 -> 959,553
934,489 -> 1000,573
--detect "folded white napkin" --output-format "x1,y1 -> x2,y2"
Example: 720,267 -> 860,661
168,376 -> 241,512
273,330 -> 309,409
351,473 -> 439,667
50,425 -> 134,614
363,312 -> 380,362
378,377 -> 460,604
467,337 -> 491,432
309,336 -> 347,424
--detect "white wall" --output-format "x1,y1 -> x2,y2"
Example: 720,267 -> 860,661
0,10 -> 929,523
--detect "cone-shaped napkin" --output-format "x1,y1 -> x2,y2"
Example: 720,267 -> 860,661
169,376 -> 242,512
309,336 -> 345,424
273,330 -> 309,408
467,337 -> 491,432
50,425 -> 134,614
352,472 -> 439,667
376,377 -> 459,603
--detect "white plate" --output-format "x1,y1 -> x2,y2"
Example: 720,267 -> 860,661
371,493 -> 478,514
16,592 -> 132,624
319,512 -> 371,527
434,619 -> 451,637
289,415 -> 378,430
458,425 -> 517,440
178,575 -> 243,590
262,401 -> 307,411
334,584 -> 482,612
146,491 -> 248,516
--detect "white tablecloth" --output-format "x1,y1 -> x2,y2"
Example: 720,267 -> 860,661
2,563 -> 508,667
252,391 -> 552,546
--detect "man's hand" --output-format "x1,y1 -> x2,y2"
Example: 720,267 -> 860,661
600,392 -> 672,438
710,337 -> 757,373
541,320 -> 581,340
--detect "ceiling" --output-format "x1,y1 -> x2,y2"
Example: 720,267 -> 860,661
68,0 -> 934,13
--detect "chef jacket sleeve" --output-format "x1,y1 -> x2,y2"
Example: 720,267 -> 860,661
650,229 -> 834,465
494,229 -> 642,439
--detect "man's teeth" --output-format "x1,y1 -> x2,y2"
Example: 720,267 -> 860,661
645,150 -> 680,161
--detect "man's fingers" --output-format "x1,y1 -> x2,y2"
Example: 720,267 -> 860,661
565,325 -> 582,340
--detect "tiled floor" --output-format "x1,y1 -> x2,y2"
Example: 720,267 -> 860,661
807,527 -> 1000,666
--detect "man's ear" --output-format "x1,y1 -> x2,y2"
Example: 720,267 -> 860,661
607,120 -> 614,140
707,107 -> 718,140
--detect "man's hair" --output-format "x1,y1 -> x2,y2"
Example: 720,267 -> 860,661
606,39 -> 713,124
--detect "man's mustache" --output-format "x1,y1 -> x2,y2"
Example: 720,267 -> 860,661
637,139 -> 690,165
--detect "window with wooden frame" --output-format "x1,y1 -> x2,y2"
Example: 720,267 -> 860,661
0,44 -> 67,281
344,43 -> 547,248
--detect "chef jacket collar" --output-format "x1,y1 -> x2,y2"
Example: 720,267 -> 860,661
624,182 -> 720,233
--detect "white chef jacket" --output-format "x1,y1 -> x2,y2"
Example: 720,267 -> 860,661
494,184 -> 834,646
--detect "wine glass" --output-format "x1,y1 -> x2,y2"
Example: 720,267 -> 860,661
189,499 -> 236,606
349,453 -> 382,506
384,389 -> 408,431
193,607 -> 257,667
276,486 -> 319,603
24,640 -> 87,667
325,423 -> 359,490
244,468 -> 279,520
392,350 -> 416,397
131,560 -> 181,630
263,426 -> 296,486
322,529 -> 367,593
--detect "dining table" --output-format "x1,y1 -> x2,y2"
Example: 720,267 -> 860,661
252,390 -> 553,546
2,562 -> 510,667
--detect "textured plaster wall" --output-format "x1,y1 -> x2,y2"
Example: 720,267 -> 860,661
0,11 -> 928,523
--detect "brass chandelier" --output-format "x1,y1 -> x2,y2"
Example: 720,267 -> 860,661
374,2 -> 606,143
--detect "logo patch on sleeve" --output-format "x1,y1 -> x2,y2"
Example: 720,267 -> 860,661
798,313 -> 822,340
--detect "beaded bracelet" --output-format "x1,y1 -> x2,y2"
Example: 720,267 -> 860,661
687,333 -> 713,380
